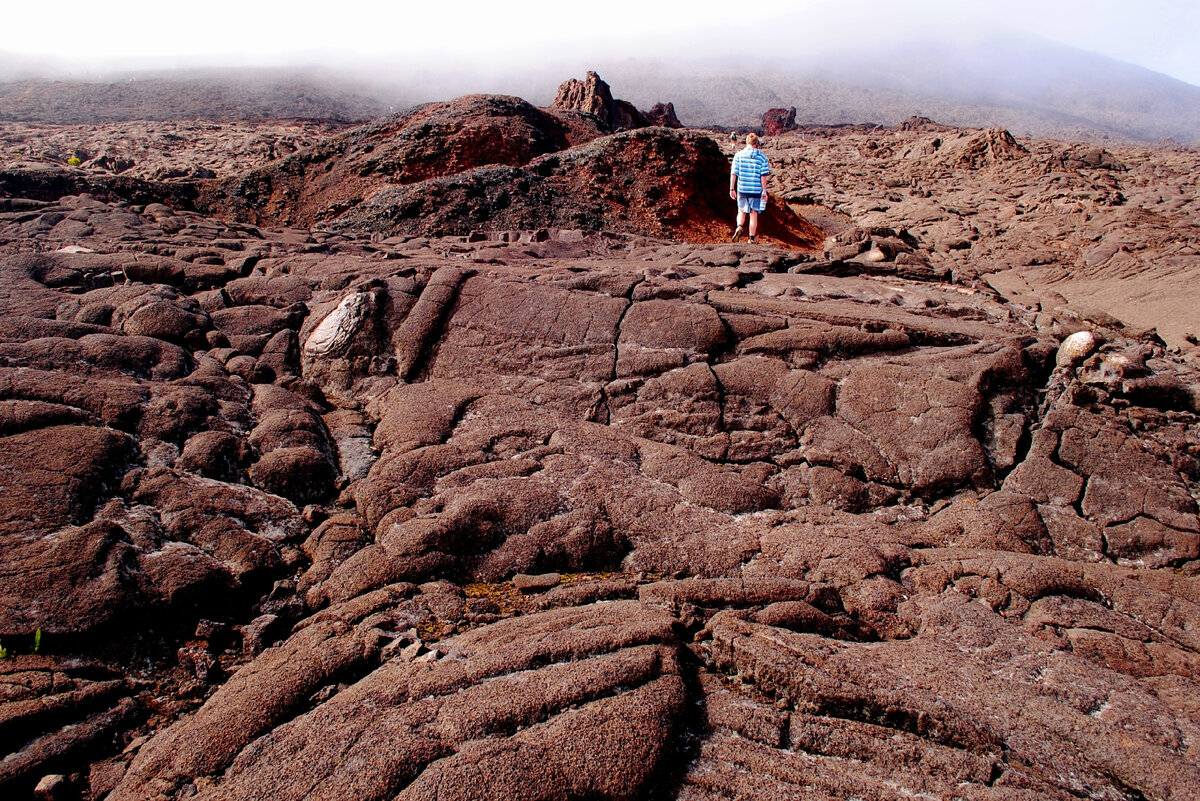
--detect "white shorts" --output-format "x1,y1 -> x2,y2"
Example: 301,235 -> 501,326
737,193 -> 765,213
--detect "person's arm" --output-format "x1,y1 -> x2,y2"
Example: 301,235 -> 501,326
730,163 -> 738,200
760,155 -> 769,197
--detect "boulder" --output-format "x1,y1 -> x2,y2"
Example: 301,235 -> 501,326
762,106 -> 797,137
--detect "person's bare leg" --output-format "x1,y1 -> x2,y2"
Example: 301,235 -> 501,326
733,209 -> 746,241
748,210 -> 759,238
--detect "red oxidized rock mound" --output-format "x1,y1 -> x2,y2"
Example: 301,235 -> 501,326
762,106 -> 797,136
195,82 -> 795,247
200,94 -> 608,228
333,126 -> 824,248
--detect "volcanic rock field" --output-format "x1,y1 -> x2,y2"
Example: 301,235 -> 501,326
1,75 -> 1199,800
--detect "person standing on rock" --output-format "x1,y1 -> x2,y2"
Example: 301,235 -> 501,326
730,132 -> 769,244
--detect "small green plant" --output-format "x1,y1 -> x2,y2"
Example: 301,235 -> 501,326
0,641 -> 7,659
33,628 -> 41,653
67,156 -> 81,167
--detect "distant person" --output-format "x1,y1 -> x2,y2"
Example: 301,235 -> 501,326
729,132 -> 769,243
729,131 -> 738,146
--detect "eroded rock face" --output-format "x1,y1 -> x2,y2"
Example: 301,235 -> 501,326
762,106 -> 797,136
1,100 -> 1199,801
548,70 -> 653,132
645,101 -> 684,128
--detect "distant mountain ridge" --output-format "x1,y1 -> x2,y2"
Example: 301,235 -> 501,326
0,69 -> 386,124
598,36 -> 1200,145
1,35 -> 1198,145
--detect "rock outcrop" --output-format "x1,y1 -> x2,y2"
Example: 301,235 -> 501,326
548,70 -> 652,132
645,101 -> 684,128
762,106 -> 797,136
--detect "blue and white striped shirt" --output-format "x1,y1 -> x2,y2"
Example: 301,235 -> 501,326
731,146 -> 770,194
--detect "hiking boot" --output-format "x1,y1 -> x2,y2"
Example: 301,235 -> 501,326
748,235 -> 756,244
731,226 -> 743,243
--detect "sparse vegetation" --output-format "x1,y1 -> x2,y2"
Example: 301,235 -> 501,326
0,629 -> 43,657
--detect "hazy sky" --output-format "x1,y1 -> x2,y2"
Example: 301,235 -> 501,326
5,0 -> 1199,87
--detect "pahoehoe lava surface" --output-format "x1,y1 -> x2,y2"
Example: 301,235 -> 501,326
0,80 -> 1198,801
